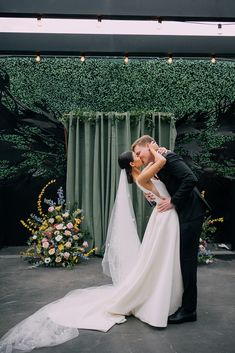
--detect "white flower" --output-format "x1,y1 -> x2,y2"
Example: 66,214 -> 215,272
65,241 -> 72,248
42,241 -> 49,249
44,257 -> 51,264
32,235 -> 37,240
64,230 -> 71,236
48,206 -> 55,212
55,235 -> 63,242
48,218 -> 55,224
56,224 -> 64,230
62,212 -> 69,218
54,230 -> 60,235
55,256 -> 62,263
73,235 -> 79,240
199,245 -> 205,251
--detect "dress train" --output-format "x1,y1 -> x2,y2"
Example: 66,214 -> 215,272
0,178 -> 183,352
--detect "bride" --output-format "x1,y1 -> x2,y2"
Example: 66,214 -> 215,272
0,142 -> 183,352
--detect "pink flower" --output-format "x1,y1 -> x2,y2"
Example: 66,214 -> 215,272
63,252 -> 70,259
82,241 -> 88,248
66,222 -> 73,229
42,241 -> 49,249
42,238 -> 48,242
56,224 -> 64,230
65,241 -> 72,248
48,206 -> 55,212
64,230 -> 71,236
55,235 -> 63,242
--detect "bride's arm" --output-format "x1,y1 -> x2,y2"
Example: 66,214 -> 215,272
137,142 -> 166,184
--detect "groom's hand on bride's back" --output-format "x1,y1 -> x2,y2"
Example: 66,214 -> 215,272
157,197 -> 174,212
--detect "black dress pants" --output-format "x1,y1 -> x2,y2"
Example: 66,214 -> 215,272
180,216 -> 205,312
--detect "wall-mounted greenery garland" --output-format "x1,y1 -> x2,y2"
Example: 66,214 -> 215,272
1,57 -> 235,120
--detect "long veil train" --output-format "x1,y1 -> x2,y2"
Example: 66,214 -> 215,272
0,170 -> 183,353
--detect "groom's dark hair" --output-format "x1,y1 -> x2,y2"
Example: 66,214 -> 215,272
131,135 -> 156,151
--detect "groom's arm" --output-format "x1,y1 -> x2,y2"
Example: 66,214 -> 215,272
164,153 -> 198,211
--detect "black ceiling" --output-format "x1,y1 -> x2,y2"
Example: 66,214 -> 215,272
0,0 -> 235,58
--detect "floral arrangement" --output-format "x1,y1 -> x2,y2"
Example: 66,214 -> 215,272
198,215 -> 224,264
21,179 -> 96,268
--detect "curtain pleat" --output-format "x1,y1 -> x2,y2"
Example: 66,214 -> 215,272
66,113 -> 176,254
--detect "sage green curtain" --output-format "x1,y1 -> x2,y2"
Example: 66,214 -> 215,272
66,112 -> 176,254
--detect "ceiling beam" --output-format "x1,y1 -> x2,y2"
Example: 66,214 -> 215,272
0,0 -> 235,21
0,33 -> 235,58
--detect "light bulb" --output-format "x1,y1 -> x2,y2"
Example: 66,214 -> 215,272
167,55 -> 173,64
124,55 -> 129,64
211,56 -> 216,64
35,53 -> 41,63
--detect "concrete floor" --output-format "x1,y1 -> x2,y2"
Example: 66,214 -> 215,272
0,247 -> 235,353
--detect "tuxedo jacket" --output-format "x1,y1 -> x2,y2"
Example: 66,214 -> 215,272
157,152 -> 209,224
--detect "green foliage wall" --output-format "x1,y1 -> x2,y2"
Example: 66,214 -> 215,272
1,57 -> 235,119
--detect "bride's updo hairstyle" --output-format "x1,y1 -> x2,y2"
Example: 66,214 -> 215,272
118,151 -> 134,184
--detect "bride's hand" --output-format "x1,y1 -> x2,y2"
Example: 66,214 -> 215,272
147,141 -> 158,153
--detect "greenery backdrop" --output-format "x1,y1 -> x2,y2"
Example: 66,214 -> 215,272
0,57 -> 234,248
1,57 -> 235,120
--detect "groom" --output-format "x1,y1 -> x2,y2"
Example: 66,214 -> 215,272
132,135 -> 209,324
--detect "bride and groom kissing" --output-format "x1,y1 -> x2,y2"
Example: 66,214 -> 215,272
0,135 -> 208,352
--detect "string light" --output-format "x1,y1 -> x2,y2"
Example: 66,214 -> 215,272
80,55 -> 85,63
156,17 -> 162,31
211,55 -> 216,64
124,54 -> 129,64
167,54 -> 173,64
96,16 -> 102,29
37,15 -> 42,28
217,23 -> 223,35
35,52 -> 41,63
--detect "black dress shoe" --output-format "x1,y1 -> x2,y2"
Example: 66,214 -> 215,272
168,307 -> 197,324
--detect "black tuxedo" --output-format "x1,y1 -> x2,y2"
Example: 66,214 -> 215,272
158,152 -> 208,312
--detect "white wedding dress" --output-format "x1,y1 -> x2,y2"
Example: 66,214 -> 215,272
0,171 -> 183,353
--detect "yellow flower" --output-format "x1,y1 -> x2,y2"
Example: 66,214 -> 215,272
58,244 -> 64,251
55,215 -> 63,222
55,206 -> 62,212
48,248 -> 55,255
75,218 -> 81,224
